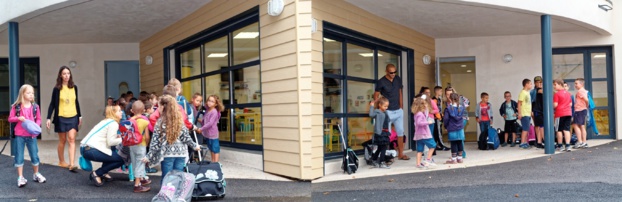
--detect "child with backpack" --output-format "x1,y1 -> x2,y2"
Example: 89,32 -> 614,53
144,95 -> 201,181
443,93 -> 466,164
200,95 -> 224,162
475,92 -> 493,138
499,91 -> 518,147
128,101 -> 152,192
8,84 -> 46,187
412,97 -> 437,169
369,97 -> 391,169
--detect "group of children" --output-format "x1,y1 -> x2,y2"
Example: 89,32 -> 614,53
368,87 -> 468,170
7,78 -> 225,190
483,76 -> 591,152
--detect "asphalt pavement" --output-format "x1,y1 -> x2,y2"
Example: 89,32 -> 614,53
0,147 -> 311,201
312,140 -> 622,201
3,140 -> 621,201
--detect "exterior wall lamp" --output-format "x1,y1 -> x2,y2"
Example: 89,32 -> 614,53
599,0 -> 613,12
267,0 -> 284,16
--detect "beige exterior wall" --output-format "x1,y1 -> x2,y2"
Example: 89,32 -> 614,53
0,43 -> 139,141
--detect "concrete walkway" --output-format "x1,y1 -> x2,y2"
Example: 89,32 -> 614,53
0,139 -> 291,182
2,138 -> 614,183
316,139 -> 614,183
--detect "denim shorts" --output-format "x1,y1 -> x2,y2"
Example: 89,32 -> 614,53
520,117 -> 531,131
207,138 -> 220,153
416,138 -> 437,153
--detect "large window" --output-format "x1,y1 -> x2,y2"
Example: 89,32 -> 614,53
0,58 -> 40,139
323,34 -> 402,155
176,13 -> 261,149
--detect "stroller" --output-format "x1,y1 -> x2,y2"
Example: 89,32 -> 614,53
362,129 -> 398,166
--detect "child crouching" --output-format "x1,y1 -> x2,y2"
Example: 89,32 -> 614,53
412,97 -> 437,169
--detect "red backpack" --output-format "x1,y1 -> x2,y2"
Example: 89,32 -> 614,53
119,117 -> 146,146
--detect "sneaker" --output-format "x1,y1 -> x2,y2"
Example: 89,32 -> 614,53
445,159 -> 458,164
501,143 -> 508,147
371,161 -> 379,168
519,144 -> 529,149
565,146 -> 572,152
425,159 -> 437,167
510,143 -> 516,147
415,163 -> 427,169
33,172 -> 46,183
133,185 -> 151,193
17,176 -> 27,188
572,143 -> 581,149
379,162 -> 391,169
582,143 -> 589,148
556,145 -> 564,152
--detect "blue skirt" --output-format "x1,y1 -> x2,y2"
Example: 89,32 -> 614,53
55,116 -> 79,133
448,129 -> 465,141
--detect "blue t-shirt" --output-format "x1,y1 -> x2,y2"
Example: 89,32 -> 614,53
504,101 -> 517,121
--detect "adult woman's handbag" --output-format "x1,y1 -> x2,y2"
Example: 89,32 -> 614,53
79,150 -> 92,171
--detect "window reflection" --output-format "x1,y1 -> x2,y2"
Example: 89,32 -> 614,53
233,23 -> 259,65
181,47 -> 201,79
233,65 -> 260,104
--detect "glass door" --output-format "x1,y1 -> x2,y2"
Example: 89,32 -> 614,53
552,47 -> 615,139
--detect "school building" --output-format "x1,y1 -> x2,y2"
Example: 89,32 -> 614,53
0,0 -> 620,180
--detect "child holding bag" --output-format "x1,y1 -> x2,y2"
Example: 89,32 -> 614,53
8,84 -> 46,187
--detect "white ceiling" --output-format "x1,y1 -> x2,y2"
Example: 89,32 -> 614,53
0,0 -> 211,44
346,0 -> 594,38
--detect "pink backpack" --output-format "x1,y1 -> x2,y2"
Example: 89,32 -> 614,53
528,125 -> 536,142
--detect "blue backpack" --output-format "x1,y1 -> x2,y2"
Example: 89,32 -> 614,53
487,127 -> 500,150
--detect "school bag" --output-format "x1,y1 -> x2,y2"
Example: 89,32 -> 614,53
586,91 -> 600,135
478,129 -> 488,150
487,127 -> 500,150
152,170 -> 196,202
9,103 -> 39,138
118,117 -> 147,146
338,124 -> 359,174
528,125 -> 536,145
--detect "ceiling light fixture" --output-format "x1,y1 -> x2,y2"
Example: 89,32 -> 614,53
460,64 -> 467,67
593,54 -> 607,58
234,32 -> 259,39
358,53 -> 382,57
467,70 -> 472,73
207,53 -> 228,58
323,38 -> 335,42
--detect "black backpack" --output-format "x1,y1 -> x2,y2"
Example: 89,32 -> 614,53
478,128 -> 488,150
9,103 -> 38,138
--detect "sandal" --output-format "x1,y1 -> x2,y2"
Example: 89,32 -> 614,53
89,172 -> 104,187
399,155 -> 411,160
68,165 -> 78,173
102,174 -> 114,182
58,162 -> 69,168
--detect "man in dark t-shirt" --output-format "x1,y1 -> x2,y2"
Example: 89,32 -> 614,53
374,64 -> 409,160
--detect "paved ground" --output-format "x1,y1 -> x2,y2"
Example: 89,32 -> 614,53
312,140 -> 622,201
0,149 -> 311,201
3,139 -> 621,201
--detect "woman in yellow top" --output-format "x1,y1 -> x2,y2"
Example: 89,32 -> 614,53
46,66 -> 82,172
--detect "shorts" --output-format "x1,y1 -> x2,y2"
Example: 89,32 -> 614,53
573,110 -> 587,126
415,138 -> 437,153
206,138 -> 220,153
504,120 -> 517,133
554,116 -> 572,132
520,117 -> 531,132
55,116 -> 80,133
533,111 -> 544,127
